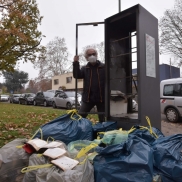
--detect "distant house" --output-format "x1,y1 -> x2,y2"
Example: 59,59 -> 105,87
52,72 -> 83,92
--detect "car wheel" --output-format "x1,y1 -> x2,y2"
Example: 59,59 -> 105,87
165,108 -> 179,123
52,102 -> 57,108
66,102 -> 72,110
33,100 -> 37,106
43,101 -> 47,107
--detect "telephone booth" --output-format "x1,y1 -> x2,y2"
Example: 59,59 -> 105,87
105,4 -> 161,130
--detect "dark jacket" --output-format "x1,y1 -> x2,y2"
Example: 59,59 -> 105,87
73,60 -> 105,103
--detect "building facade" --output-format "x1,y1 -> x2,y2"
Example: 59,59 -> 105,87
52,72 -> 83,92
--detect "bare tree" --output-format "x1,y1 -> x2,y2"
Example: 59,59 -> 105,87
159,0 -> 182,66
34,37 -> 71,80
27,78 -> 51,92
26,79 -> 38,93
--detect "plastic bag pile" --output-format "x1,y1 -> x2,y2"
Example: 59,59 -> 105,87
0,110 -> 182,182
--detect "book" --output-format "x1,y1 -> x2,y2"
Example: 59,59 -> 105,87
43,147 -> 67,159
25,138 -> 65,153
51,156 -> 79,171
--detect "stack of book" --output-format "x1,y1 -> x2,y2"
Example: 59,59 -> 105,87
25,138 -> 79,171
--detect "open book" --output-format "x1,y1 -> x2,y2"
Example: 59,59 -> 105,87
43,148 -> 67,159
51,156 -> 79,171
24,138 -> 65,153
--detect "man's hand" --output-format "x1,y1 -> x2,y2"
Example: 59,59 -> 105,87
74,55 -> 79,62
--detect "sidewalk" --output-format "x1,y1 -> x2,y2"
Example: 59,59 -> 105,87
161,119 -> 182,136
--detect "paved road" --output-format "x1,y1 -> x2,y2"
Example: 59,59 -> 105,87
161,114 -> 182,136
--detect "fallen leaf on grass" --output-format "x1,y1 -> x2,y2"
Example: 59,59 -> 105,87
8,127 -> 14,131
7,135 -> 14,139
25,124 -> 29,127
0,137 -> 6,140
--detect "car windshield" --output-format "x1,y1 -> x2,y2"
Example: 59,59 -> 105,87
65,92 -> 76,97
27,93 -> 35,97
44,92 -> 55,97
65,91 -> 81,97
1,95 -> 8,97
14,94 -> 21,97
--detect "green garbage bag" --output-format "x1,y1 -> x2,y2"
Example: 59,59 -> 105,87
101,129 -> 128,145
67,140 -> 100,159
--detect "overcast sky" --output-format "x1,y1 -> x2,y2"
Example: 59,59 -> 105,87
0,0 -> 176,82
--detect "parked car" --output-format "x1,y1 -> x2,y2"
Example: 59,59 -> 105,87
19,93 -> 35,105
9,94 -> 21,103
160,78 -> 182,122
52,91 -> 81,109
33,91 -> 55,107
0,94 -> 9,102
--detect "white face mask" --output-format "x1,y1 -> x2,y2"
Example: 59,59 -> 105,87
88,55 -> 97,63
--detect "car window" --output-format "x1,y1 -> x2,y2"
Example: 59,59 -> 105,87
27,93 -> 35,97
164,84 -> 182,96
59,92 -> 65,98
163,84 -> 174,96
36,93 -> 42,97
65,91 -> 81,97
65,91 -> 75,97
14,94 -> 21,97
174,84 -> 182,96
44,92 -> 55,97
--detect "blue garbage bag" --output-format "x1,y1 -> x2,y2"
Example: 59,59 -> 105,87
152,134 -> 182,182
94,136 -> 153,182
33,110 -> 93,145
92,121 -> 117,139
129,125 -> 164,145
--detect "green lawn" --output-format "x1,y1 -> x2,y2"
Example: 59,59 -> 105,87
0,102 -> 66,147
0,102 -> 98,148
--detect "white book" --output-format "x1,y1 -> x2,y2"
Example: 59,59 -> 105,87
43,148 -> 67,159
51,156 -> 79,171
43,141 -> 65,149
27,138 -> 64,151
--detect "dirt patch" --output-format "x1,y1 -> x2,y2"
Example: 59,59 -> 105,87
161,120 -> 182,136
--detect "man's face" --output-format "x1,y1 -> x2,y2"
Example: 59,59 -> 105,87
86,49 -> 97,59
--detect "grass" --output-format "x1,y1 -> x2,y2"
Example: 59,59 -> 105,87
0,102 -> 98,148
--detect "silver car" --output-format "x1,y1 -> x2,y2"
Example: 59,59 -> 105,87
52,91 -> 81,109
160,78 -> 182,122
0,94 -> 9,102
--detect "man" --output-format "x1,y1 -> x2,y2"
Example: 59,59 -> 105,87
73,48 -> 105,122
